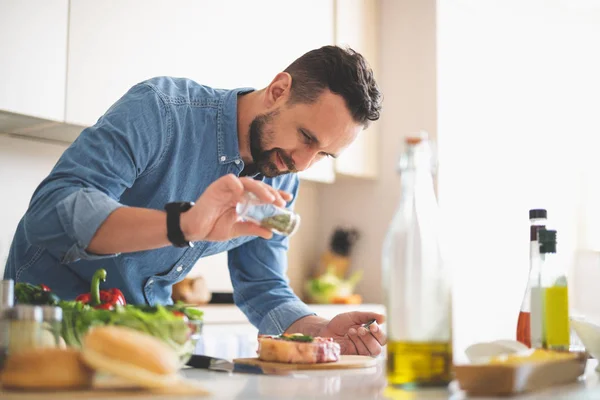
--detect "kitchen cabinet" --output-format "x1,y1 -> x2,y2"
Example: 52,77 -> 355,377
66,0 -> 335,127
0,0 -> 69,122
0,0 -> 378,183
66,0 -> 336,183
333,0 -> 380,179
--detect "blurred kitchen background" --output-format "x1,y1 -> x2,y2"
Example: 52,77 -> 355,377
1,0 -> 600,359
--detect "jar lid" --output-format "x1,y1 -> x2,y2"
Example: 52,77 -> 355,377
0,279 -> 14,310
41,305 -> 63,322
10,305 -> 43,322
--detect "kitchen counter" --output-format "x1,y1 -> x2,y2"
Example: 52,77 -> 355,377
179,358 -> 600,400
6,358 -> 600,400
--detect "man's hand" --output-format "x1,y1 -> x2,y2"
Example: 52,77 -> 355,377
285,312 -> 387,357
181,174 -> 292,242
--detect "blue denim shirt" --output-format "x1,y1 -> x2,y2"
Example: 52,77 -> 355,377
3,77 -> 315,334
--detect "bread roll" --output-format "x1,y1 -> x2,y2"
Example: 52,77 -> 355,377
83,325 -> 179,375
1,348 -> 93,390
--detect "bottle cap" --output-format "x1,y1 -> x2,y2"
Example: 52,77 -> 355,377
529,209 -> 547,219
538,229 -> 557,253
9,305 -> 43,322
0,279 -> 14,311
41,305 -> 63,323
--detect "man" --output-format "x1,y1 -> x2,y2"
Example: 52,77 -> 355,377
4,45 -> 386,356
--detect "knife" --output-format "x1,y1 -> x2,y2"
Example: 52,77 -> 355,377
186,354 -> 292,376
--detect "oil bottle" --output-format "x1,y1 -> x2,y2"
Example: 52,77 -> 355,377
382,133 -> 452,388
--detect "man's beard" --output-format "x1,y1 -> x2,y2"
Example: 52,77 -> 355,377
248,111 -> 297,178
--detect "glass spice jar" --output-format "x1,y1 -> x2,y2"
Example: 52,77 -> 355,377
7,305 -> 43,354
40,306 -> 64,348
236,192 -> 301,237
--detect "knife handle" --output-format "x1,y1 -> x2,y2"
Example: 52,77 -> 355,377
186,354 -> 213,369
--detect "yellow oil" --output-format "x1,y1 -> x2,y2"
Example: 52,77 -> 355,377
386,340 -> 453,388
543,286 -> 570,349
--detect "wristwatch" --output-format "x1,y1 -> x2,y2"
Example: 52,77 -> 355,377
164,202 -> 195,248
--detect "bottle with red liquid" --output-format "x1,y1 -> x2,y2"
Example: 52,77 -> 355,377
516,209 -> 547,347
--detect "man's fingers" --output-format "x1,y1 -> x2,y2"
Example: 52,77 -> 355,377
278,190 -> 293,202
338,338 -> 357,355
352,312 -> 385,326
366,322 -> 387,346
348,328 -> 370,356
263,185 -> 287,208
358,327 -> 383,356
238,177 -> 277,204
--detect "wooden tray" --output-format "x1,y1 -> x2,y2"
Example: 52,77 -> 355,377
454,352 -> 587,396
233,355 -> 377,370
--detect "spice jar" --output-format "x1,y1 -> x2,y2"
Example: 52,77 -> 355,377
0,279 -> 14,368
7,305 -> 43,354
40,306 -> 64,348
236,192 -> 301,236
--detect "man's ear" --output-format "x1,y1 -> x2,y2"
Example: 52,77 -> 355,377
264,72 -> 292,108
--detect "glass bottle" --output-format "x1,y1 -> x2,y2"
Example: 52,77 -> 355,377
539,229 -> 570,350
517,209 -> 547,348
382,133 -> 452,388
236,192 -> 301,237
0,279 -> 14,368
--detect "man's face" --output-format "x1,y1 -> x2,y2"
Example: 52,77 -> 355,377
248,90 -> 362,178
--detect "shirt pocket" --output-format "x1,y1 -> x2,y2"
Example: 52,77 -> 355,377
15,244 -> 45,281
143,242 -> 208,304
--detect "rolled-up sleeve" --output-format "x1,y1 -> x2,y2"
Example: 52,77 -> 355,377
227,176 -> 316,334
23,82 -> 168,263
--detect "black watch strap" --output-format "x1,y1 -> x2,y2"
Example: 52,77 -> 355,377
164,202 -> 194,248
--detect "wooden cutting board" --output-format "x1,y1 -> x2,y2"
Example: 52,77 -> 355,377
233,355 -> 377,370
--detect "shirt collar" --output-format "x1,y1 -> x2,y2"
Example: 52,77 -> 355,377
217,87 -> 255,165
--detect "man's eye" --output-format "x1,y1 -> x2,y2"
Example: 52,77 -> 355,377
301,132 -> 312,143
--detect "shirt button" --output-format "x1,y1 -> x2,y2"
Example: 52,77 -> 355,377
176,265 -> 183,272
234,160 -> 240,165
148,279 -> 154,285
220,156 -> 226,162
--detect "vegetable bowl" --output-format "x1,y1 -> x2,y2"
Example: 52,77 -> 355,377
59,302 -> 203,366
15,270 -> 204,367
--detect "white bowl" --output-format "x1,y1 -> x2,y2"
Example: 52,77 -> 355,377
570,317 -> 600,371
464,340 -> 529,364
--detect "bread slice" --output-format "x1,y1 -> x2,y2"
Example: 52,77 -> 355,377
258,334 -> 341,364
1,348 -> 93,390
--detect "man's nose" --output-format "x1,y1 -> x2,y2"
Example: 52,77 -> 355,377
292,150 -> 319,171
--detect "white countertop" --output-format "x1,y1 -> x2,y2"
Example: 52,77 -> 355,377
3,358 -> 600,399
177,358 -> 600,400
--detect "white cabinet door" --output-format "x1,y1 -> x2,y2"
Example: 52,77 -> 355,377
333,0 -> 380,179
0,0 -> 68,121
66,0 -> 334,127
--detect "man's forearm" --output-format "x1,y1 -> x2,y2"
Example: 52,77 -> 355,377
284,315 -> 329,337
87,207 -> 171,254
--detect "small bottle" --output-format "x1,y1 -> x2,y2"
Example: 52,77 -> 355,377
517,209 -> 547,348
236,192 -> 301,237
539,229 -> 570,351
0,279 -> 14,368
382,133 -> 452,388
41,306 -> 63,348
7,305 -> 43,354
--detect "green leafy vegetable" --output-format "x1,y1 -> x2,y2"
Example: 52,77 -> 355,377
279,334 -> 314,342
